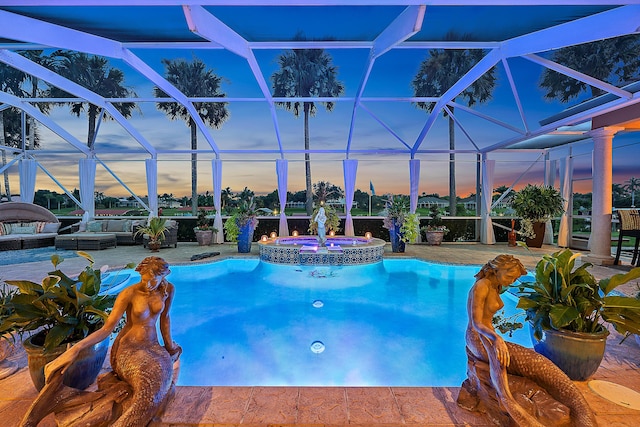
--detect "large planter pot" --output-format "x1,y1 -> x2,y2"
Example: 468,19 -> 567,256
237,224 -> 255,253
23,332 -> 110,391
529,324 -> 609,381
195,229 -> 213,246
425,230 -> 444,246
389,223 -> 405,253
525,221 -> 546,248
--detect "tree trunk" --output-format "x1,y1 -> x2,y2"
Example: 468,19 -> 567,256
304,102 -> 313,215
448,107 -> 457,216
0,111 -> 10,200
87,105 -> 97,148
190,118 -> 198,216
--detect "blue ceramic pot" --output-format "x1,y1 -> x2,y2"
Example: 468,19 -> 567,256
237,224 -> 255,253
23,331 -> 110,391
389,222 -> 405,253
529,323 -> 609,381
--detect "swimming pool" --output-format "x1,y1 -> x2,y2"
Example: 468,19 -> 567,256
110,258 -> 530,387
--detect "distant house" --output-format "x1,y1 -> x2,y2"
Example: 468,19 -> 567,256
117,198 -> 140,208
417,196 -> 448,209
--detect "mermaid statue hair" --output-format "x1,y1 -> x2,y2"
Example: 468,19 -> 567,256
474,254 -> 526,280
135,256 -> 169,275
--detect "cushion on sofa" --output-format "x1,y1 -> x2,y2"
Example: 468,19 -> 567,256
106,219 -> 129,232
11,225 -> 36,234
87,221 -> 104,232
42,222 -> 61,233
21,221 -> 46,233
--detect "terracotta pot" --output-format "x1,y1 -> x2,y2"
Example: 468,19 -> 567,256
508,219 -> 517,246
23,332 -> 110,391
425,230 -> 444,246
195,230 -> 213,246
529,324 -> 609,381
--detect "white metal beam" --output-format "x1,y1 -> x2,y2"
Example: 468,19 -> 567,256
0,8 -> 221,154
0,49 -> 158,155
346,5 -> 425,155
500,5 -> 640,57
0,91 -> 90,155
411,48 -> 502,154
524,53 -> 633,99
182,5 -> 284,156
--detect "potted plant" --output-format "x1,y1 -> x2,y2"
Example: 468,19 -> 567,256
0,283 -> 19,380
510,184 -> 564,247
0,253 -> 134,390
224,197 -> 259,253
134,217 -> 168,252
421,206 -> 449,246
503,248 -> 640,380
308,203 -> 341,236
382,196 -> 419,253
194,209 -> 216,246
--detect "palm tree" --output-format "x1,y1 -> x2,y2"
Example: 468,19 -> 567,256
313,181 -> 342,204
540,35 -> 640,102
154,58 -> 229,216
20,51 -> 53,150
624,177 -> 640,207
46,51 -> 138,148
411,33 -> 496,216
271,39 -> 345,215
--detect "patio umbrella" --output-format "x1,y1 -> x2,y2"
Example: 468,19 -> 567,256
79,158 -> 96,222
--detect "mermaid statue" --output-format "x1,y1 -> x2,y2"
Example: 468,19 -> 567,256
315,206 -> 327,245
460,254 -> 598,427
20,256 -> 182,427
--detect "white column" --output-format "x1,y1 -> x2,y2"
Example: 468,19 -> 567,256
585,127 -> 620,265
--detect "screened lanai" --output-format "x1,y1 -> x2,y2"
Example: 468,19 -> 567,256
0,1 -> 639,265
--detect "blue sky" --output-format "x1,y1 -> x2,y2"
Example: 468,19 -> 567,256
5,5 -> 639,200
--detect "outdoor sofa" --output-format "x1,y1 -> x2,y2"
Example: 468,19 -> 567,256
74,218 -> 146,246
0,202 -> 61,251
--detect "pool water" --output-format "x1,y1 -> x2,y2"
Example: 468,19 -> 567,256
148,258 -> 531,387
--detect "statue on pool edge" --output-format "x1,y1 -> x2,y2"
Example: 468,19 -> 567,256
459,254 -> 598,427
315,205 -> 327,245
21,256 -> 182,427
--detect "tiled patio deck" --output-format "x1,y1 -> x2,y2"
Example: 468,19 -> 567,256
1,242 -> 639,426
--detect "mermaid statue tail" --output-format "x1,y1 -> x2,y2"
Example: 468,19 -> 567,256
19,344 -> 180,427
110,344 -> 174,427
505,342 -> 598,427
484,342 -> 546,427
461,330 -> 597,426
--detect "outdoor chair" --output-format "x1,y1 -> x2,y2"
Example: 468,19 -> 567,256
614,209 -> 640,266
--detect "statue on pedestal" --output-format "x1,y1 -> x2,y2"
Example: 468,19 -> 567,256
315,206 -> 327,245
459,254 -> 598,427
21,256 -> 181,427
